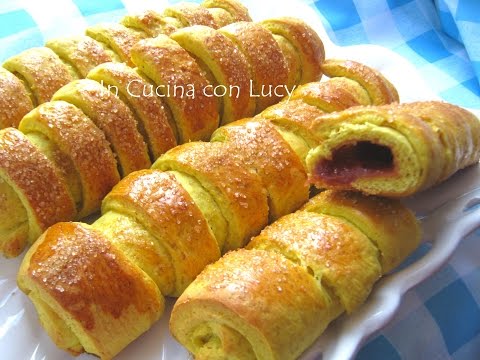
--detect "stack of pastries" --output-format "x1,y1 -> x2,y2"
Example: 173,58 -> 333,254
0,0 -> 252,129
1,1 -> 479,359
16,59 -> 408,359
0,6 -> 326,257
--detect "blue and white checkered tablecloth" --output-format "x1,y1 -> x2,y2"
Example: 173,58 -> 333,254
0,0 -> 479,359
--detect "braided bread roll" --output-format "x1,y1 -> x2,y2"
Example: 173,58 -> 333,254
0,16 -> 325,258
0,0 -> 251,129
170,190 -> 421,360
17,61 -> 400,358
306,100 -> 480,196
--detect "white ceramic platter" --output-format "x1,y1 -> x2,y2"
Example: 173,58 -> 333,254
1,1 -> 479,359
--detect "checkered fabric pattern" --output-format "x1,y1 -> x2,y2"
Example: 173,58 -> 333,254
310,0 -> 480,109
0,1 -> 479,359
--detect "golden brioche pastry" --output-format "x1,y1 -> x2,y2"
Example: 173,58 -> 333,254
258,59 -> 401,165
45,36 -> 114,78
152,141 -> 269,251
85,23 -> 146,66
261,17 -> 325,85
52,79 -> 151,175
306,101 -> 480,196
130,34 -> 220,142
17,222 -> 164,359
170,25 -> 255,124
121,10 -> 182,37
219,21 -> 289,112
97,169 -> 221,296
18,101 -> 120,218
170,190 -> 421,360
0,0 -> 250,128
17,60 -> 403,358
86,62 -> 178,159
0,67 -> 33,128
321,58 -> 399,105
3,47 -> 74,105
211,118 -> 309,221
164,2 -> 218,28
202,0 -> 252,23
0,128 -> 76,257
1,13 -> 327,258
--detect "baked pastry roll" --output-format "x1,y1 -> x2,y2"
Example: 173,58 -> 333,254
17,222 -> 164,359
258,59 -> 400,165
131,34 -> 220,142
18,101 -> 120,218
86,62 -> 178,159
45,36 -> 114,78
170,191 -> 421,360
3,47 -> 74,105
0,0 -> 251,130
0,16 -> 327,258
170,25 -> 255,124
211,118 -> 309,221
152,141 -> 269,251
261,17 -> 325,85
85,23 -> 146,66
16,61 -> 408,357
95,169 -> 221,296
306,101 -> 480,196
0,128 -> 76,257
52,79 -> 151,175
219,22 -> 289,113
0,67 -> 33,128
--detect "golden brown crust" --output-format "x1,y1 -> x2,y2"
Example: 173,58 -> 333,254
392,101 -> 480,180
260,17 -> 325,84
153,141 -> 269,251
87,62 -> 178,159
52,79 -> 151,176
164,3 -> 218,28
305,102 -> 473,196
0,67 -> 34,128
3,47 -> 73,105
302,190 -> 421,273
102,169 -> 220,296
171,249 -> 341,360
219,22 -> 289,113
201,0 -> 252,22
86,23 -> 145,66
289,77 -> 371,112
18,222 -> 164,359
249,211 -> 382,312
171,191 -> 421,359
121,10 -> 180,37
321,59 -> 400,105
260,99 -> 325,147
19,101 -> 120,218
272,33 -> 302,89
211,118 -> 308,221
0,128 -> 76,254
170,25 -> 254,124
131,35 -> 219,142
205,7 -> 234,28
45,36 -> 113,78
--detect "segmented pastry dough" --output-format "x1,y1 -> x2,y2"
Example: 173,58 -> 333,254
306,101 -> 480,196
17,60 -> 400,358
170,191 -> 421,360
1,10 -> 325,258
0,0 -> 252,128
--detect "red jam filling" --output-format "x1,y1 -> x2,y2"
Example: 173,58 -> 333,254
314,142 -> 395,186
